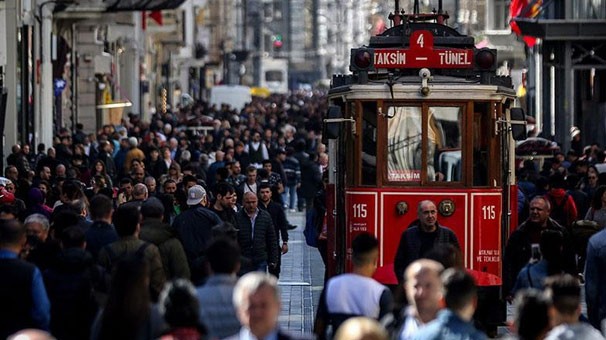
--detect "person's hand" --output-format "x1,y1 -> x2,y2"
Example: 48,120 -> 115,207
281,243 -> 289,254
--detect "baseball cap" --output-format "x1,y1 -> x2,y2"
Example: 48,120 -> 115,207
186,185 -> 207,206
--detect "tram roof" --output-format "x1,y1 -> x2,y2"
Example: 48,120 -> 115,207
328,83 -> 516,101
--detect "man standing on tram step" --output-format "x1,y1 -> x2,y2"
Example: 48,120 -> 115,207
258,183 -> 289,278
314,233 -> 393,339
172,185 -> 222,283
502,196 -> 576,298
235,191 -> 279,274
394,200 -> 460,285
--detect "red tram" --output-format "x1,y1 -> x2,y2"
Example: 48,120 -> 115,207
322,0 -> 527,330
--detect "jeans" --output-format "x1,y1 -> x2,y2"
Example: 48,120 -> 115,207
256,261 -> 268,273
282,184 -> 298,209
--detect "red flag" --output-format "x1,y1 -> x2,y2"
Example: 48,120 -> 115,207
509,0 -> 542,47
149,10 -> 163,26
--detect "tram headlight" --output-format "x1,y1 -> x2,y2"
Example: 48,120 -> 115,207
474,48 -> 497,71
350,49 -> 374,72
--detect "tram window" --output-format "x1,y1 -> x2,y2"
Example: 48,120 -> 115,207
473,103 -> 490,186
387,106 -> 422,182
362,103 -> 377,185
429,107 -> 462,182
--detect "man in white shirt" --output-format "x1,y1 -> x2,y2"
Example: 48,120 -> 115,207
314,233 -> 393,338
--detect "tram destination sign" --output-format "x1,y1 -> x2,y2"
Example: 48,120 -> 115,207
373,30 -> 474,69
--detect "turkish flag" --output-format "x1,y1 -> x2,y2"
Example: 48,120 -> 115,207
510,0 -> 542,47
149,11 -> 163,26
142,10 -> 163,30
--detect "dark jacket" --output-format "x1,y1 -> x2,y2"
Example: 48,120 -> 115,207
43,248 -> 99,340
295,152 -> 322,200
502,218 -> 576,296
140,218 -> 191,280
393,223 -> 460,284
172,205 -> 222,264
85,221 -> 119,260
0,254 -> 48,338
235,209 -> 279,272
97,237 -> 166,302
259,200 -> 289,244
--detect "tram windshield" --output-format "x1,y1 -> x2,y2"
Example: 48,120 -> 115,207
387,106 -> 462,183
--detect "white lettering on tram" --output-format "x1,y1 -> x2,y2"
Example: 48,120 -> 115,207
375,51 -> 406,65
438,50 -> 471,65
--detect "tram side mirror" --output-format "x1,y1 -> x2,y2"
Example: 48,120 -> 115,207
324,105 -> 342,140
510,108 -> 527,141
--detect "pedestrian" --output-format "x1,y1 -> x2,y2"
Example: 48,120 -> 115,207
97,204 -> 166,302
158,279 -> 206,340
412,269 -> 486,340
85,194 -> 119,260
171,185 -> 222,283
282,148 -> 301,212
235,191 -> 279,274
511,230 -> 564,295
393,200 -> 460,285
90,256 -> 161,340
333,317 -> 388,340
510,289 -> 551,340
227,272 -> 311,340
43,226 -> 99,340
503,196 -> 576,298
258,183 -> 289,278
209,182 -> 237,226
396,259 -> 444,340
544,172 -> 578,229
139,197 -> 190,280
196,238 -> 242,339
585,222 -> 606,329
0,219 -> 50,338
544,274 -> 605,339
315,233 -> 393,338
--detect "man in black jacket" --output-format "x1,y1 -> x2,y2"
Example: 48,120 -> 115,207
172,185 -> 222,280
503,196 -> 576,298
393,200 -> 460,284
235,191 -> 279,274
258,183 -> 289,277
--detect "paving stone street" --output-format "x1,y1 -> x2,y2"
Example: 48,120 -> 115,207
278,211 -> 324,336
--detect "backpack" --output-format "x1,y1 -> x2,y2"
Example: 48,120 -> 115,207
547,193 -> 571,228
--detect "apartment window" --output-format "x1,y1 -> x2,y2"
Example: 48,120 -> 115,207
491,0 -> 510,30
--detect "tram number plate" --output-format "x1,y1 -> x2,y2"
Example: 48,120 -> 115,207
374,30 -> 474,69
